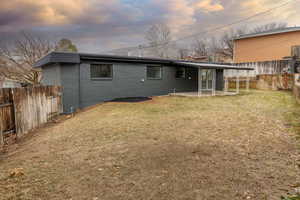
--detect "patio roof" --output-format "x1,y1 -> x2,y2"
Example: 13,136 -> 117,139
173,61 -> 253,70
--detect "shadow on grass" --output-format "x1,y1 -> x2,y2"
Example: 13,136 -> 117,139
282,97 -> 300,140
88,139 -> 297,200
109,97 -> 152,103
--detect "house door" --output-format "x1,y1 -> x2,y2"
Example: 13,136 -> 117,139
201,69 -> 213,90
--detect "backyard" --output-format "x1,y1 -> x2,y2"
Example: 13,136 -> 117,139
0,90 -> 300,200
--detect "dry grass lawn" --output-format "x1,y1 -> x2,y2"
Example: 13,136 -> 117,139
1,90 -> 300,200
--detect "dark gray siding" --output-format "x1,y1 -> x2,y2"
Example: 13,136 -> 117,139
79,62 -> 197,108
41,64 -> 61,86
44,62 -> 198,113
216,69 -> 224,91
60,64 -> 80,113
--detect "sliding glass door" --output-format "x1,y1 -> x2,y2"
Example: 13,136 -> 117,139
201,69 -> 213,90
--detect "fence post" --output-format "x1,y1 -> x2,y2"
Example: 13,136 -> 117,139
224,70 -> 228,93
246,70 -> 250,92
11,88 -> 19,139
0,89 -> 4,147
236,70 -> 240,94
0,120 -> 4,147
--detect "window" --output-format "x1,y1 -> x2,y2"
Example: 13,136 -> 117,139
90,64 -> 113,79
176,67 -> 186,79
147,66 -> 162,79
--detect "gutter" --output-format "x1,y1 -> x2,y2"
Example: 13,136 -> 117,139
79,56 -> 171,65
35,51 -> 253,70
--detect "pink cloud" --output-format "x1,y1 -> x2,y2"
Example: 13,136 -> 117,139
195,0 -> 224,12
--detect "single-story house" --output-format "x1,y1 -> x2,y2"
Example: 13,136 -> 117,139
35,52 -> 252,113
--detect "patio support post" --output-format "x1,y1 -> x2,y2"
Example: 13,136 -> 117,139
212,69 -> 216,96
198,68 -> 202,97
236,70 -> 240,94
224,70 -> 228,93
246,70 -> 250,92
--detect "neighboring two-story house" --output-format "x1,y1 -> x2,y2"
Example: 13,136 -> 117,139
233,27 -> 300,63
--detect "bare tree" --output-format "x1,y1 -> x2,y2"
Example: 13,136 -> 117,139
219,27 -> 248,60
192,38 -> 209,57
208,36 -> 220,54
178,48 -> 190,59
0,32 -> 54,85
145,23 -> 172,58
251,22 -> 287,33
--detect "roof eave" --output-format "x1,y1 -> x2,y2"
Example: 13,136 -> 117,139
234,27 -> 300,40
35,52 -> 253,70
34,52 -> 81,68
80,55 -> 171,65
174,62 -> 253,70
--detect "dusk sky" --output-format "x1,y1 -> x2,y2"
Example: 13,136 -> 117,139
0,0 -> 299,53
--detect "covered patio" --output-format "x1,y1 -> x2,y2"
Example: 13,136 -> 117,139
170,91 -> 237,97
170,61 -> 254,97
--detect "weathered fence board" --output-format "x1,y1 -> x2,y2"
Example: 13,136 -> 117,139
0,88 -> 15,135
0,86 -> 62,145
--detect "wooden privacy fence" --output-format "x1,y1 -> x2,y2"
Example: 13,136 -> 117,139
225,60 -> 290,77
293,74 -> 300,104
228,77 -> 257,89
0,86 -> 62,146
228,74 -> 294,90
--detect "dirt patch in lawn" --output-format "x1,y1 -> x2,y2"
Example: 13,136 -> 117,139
0,91 -> 300,200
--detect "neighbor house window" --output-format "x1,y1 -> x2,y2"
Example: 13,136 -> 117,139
90,64 -> 113,79
176,67 -> 186,79
147,66 -> 162,79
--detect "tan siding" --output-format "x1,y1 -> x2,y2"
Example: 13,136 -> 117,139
234,31 -> 300,63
